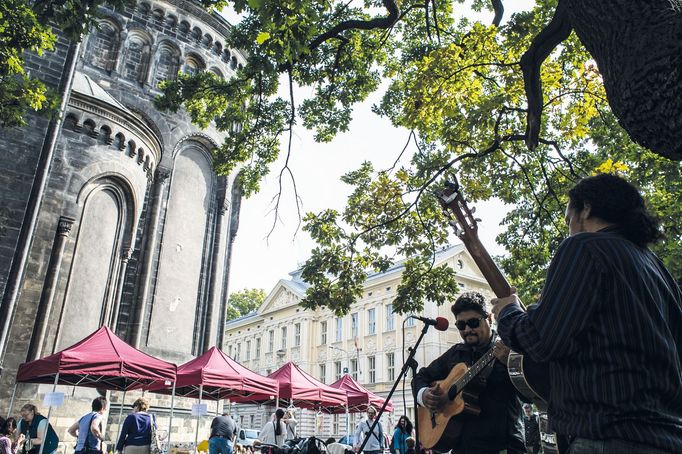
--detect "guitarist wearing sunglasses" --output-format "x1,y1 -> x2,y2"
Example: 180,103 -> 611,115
412,292 -> 526,454
492,174 -> 682,454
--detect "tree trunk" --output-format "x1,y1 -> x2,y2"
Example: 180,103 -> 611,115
566,0 -> 682,160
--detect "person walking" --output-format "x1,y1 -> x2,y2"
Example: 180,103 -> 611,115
17,404 -> 59,454
68,397 -> 107,454
257,409 -> 286,453
208,413 -> 236,454
353,406 -> 384,454
115,398 -> 156,454
390,416 -> 412,454
521,404 -> 541,454
283,411 -> 297,441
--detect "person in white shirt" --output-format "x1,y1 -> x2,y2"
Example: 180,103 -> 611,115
256,409 -> 286,452
283,411 -> 297,441
353,407 -> 384,454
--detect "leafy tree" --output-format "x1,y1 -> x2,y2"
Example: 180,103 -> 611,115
0,0 -> 129,127
226,288 -> 266,321
154,0 -> 682,315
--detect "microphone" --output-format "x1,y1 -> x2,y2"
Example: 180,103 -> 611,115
410,315 -> 449,331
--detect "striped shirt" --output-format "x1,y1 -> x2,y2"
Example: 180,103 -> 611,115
497,227 -> 682,452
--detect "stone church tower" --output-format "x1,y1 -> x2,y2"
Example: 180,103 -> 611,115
0,0 -> 244,429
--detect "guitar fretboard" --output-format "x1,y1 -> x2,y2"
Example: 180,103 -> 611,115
453,348 -> 496,391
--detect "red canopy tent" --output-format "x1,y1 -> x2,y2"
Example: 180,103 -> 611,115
268,362 -> 347,411
16,325 -> 176,389
329,374 -> 394,413
148,346 -> 279,402
14,326 -> 178,453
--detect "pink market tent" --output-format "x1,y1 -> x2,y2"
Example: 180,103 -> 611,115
13,326 -> 178,452
16,325 -> 176,389
148,346 -> 279,402
329,374 -> 393,413
268,362 -> 347,411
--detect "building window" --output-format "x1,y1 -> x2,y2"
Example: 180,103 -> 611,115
336,317 -> 343,342
268,330 -> 274,352
335,361 -> 342,380
386,352 -> 395,381
266,368 -> 272,375
319,363 -> 327,384
350,358 -> 358,380
295,323 -> 301,347
256,338 -> 261,357
281,327 -> 287,349
386,304 -> 395,331
406,315 -> 416,327
332,414 -> 340,434
321,321 -> 328,344
351,312 -> 358,338
368,308 -> 376,335
246,340 -> 251,360
250,415 -> 254,428
368,356 -> 376,384
235,343 -> 241,361
228,345 -> 233,357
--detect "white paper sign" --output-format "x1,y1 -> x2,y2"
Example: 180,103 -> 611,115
191,404 -> 208,416
43,392 -> 65,407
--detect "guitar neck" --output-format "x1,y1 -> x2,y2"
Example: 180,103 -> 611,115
461,236 -> 512,298
448,347 -> 496,400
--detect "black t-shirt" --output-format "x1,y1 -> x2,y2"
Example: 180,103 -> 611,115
210,415 -> 236,439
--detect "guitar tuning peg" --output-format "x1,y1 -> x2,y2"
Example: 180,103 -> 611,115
448,219 -> 457,228
474,218 -> 482,223
470,207 -> 476,214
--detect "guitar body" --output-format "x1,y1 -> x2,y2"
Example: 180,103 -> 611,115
417,363 -> 482,450
507,353 -> 551,405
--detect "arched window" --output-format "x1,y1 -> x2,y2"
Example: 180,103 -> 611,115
84,19 -> 120,71
122,31 -> 152,83
183,54 -> 205,75
208,67 -> 223,79
152,41 -> 181,87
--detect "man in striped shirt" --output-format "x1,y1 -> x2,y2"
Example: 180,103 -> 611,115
491,174 -> 682,454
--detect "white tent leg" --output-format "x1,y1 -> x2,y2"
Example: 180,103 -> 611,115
194,385 -> 204,454
7,383 -> 17,418
39,373 -> 59,454
168,383 -> 176,453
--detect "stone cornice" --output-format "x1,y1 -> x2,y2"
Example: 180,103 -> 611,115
69,92 -> 163,162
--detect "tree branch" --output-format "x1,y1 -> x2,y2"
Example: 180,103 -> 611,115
309,0 -> 400,51
521,0 -> 572,150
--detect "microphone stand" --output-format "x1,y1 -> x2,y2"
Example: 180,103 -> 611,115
356,322 -> 431,454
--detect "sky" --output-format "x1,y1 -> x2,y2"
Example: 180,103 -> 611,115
227,2 -> 535,294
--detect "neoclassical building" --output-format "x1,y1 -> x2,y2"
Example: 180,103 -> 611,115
0,0 -> 245,444
224,245 -> 495,439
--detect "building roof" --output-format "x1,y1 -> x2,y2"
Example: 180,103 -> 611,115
71,71 -> 133,115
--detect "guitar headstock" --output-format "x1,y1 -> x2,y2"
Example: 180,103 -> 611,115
434,180 -> 480,240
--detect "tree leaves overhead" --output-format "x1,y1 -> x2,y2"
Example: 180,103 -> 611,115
156,0 -> 680,314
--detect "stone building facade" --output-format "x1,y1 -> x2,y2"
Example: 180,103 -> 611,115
0,0 -> 245,447
224,245 -> 495,440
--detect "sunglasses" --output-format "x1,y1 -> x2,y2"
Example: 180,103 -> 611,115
455,316 -> 486,330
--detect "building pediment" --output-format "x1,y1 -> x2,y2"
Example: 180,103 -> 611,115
258,280 -> 305,315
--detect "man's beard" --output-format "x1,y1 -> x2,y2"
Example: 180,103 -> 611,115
464,333 -> 480,345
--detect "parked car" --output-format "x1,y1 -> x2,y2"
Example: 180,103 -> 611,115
238,428 -> 260,449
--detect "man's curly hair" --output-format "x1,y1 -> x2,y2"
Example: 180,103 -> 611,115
451,291 -> 489,317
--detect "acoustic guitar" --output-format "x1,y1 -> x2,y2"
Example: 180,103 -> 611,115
416,344 -> 497,450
